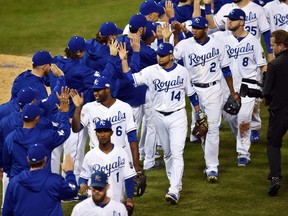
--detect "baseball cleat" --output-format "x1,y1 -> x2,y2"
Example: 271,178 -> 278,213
268,177 -> 281,196
165,193 -> 179,205
144,161 -> 163,170
251,130 -> 260,143
155,151 -> 161,159
207,171 -> 218,183
238,157 -> 250,167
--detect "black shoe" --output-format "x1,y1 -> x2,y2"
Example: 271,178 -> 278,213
268,177 -> 281,196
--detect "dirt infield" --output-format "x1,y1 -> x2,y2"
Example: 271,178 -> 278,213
0,54 -> 32,104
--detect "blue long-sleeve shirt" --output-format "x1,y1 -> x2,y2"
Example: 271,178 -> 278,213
2,111 -> 70,179
2,168 -> 77,216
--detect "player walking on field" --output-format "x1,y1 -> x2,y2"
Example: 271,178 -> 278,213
216,9 -> 267,165
78,119 -> 136,210
70,77 -> 141,172
120,41 -> 206,205
173,16 -> 238,182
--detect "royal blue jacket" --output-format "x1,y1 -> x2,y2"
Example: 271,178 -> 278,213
2,111 -> 70,179
2,168 -> 78,216
11,70 -> 48,101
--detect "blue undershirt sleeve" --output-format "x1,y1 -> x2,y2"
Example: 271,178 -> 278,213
188,92 -> 199,106
221,66 -> 232,78
127,130 -> 138,143
125,176 -> 134,199
263,30 -> 272,54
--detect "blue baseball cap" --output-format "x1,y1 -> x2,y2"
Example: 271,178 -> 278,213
22,103 -> 44,121
91,77 -> 111,89
142,21 -> 159,40
17,87 -> 37,107
90,171 -> 108,188
32,50 -> 58,67
156,42 -> 174,56
68,36 -> 91,51
140,0 -> 161,15
129,14 -> 147,29
99,22 -> 123,37
95,119 -> 112,131
224,9 -> 246,21
157,1 -> 165,17
27,143 -> 48,162
191,16 -> 208,29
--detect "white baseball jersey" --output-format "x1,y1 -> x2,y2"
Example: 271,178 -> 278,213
132,63 -> 196,112
80,99 -> 137,149
264,0 -> 288,32
174,36 -> 230,83
71,197 -> 128,216
80,145 -> 136,202
215,31 -> 267,96
214,2 -> 270,40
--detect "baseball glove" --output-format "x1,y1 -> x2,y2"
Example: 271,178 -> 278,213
223,94 -> 241,115
192,111 -> 208,138
133,170 -> 147,197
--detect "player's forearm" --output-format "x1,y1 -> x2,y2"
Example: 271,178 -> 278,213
130,141 -> 141,171
121,58 -> 130,73
225,76 -> 236,95
71,107 -> 82,133
193,0 -> 201,18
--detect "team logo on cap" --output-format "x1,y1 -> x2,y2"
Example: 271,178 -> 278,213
99,120 -> 107,126
95,174 -> 101,182
195,17 -> 201,23
159,43 -> 164,50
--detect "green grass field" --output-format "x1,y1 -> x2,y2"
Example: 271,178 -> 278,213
1,0 -> 288,215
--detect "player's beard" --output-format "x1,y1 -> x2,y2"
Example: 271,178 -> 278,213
228,23 -> 240,32
92,192 -> 106,205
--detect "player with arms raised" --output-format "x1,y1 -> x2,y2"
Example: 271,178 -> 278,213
120,41 -> 206,205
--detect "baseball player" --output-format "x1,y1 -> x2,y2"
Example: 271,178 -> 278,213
71,170 -> 128,216
81,21 -> 123,72
70,77 -> 141,172
49,36 -> 117,177
0,51 -> 59,120
173,17 -> 238,182
78,119 -> 136,205
119,42 -> 205,204
264,0 -> 288,33
200,0 -> 273,142
217,9 -> 267,166
2,87 -> 71,179
2,144 -> 77,216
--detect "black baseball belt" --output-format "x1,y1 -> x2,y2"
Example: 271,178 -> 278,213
193,81 -> 217,88
156,108 -> 182,116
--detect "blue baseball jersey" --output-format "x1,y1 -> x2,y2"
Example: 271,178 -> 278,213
2,169 -> 77,216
